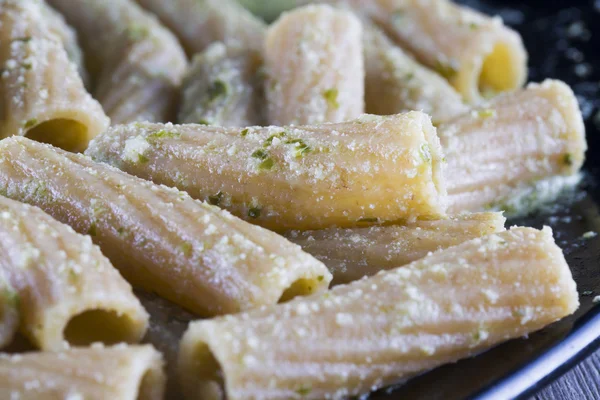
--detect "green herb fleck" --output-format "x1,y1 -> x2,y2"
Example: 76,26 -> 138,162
180,242 -> 193,256
295,385 -> 312,396
582,231 -> 597,240
469,22 -> 479,30
263,131 -> 286,147
127,24 -> 150,41
405,72 -> 415,81
563,153 -> 574,166
582,290 -> 594,296
13,37 -> 32,43
138,153 -> 149,163
207,80 -> 228,102
117,227 -> 127,237
251,149 -> 269,160
317,275 -> 324,282
258,158 -> 275,171
477,109 -> 496,118
420,143 -> 431,163
23,118 -> 38,129
88,222 -> 98,237
434,59 -> 458,80
241,128 -> 250,137
286,139 -> 312,158
248,207 -> 261,218
68,269 -> 79,283
198,119 -> 211,125
358,217 -> 379,223
208,191 -> 224,206
147,130 -> 180,141
323,88 -> 340,110
22,62 -> 32,70
4,289 -> 19,309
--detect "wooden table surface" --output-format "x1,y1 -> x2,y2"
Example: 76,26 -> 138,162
534,351 -> 600,399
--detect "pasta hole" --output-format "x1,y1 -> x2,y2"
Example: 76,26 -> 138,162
25,119 -> 88,153
278,278 -> 320,303
479,42 -> 521,96
190,341 -> 226,400
63,309 -> 138,346
136,363 -> 166,400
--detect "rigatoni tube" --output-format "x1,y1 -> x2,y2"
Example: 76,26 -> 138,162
0,344 -> 166,400
135,0 -> 266,55
440,80 -> 587,214
286,212 -> 506,285
0,0 -> 109,152
0,137 -> 331,317
265,5 -> 364,125
48,0 -> 188,124
178,43 -> 265,127
85,112 -> 447,231
0,195 -> 149,351
179,227 -> 578,400
364,22 -> 469,124
346,0 -> 527,102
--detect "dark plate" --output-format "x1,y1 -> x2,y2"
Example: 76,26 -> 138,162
371,0 -> 600,398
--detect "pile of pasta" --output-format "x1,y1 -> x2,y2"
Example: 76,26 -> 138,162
0,0 -> 587,399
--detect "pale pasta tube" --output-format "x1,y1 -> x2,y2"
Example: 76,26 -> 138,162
0,271 -> 19,350
0,344 -> 165,400
178,43 -> 265,127
364,22 -> 468,124
440,79 -> 587,214
265,5 -> 364,125
48,0 -> 188,124
0,0 -> 109,152
339,0 -> 527,102
0,137 -> 331,317
40,1 -> 89,87
85,112 -> 447,231
0,195 -> 149,351
135,0 -> 266,55
179,226 -> 579,400
286,212 -> 506,285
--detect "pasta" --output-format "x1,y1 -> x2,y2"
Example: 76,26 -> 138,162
0,137 -> 331,317
47,0 -> 188,124
178,43 -> 265,127
178,226 -> 579,400
440,80 -> 587,214
265,5 -> 364,125
135,0 -> 266,56
0,269 -> 18,350
330,0 -> 528,102
0,344 -> 166,400
363,22 -> 469,124
85,112 -> 447,231
0,195 -> 149,351
286,212 -> 506,285
0,0 -> 109,152
40,1 -> 89,87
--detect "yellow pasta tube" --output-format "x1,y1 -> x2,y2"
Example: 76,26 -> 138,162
0,270 -> 18,349
0,0 -> 109,152
440,79 -> 587,214
0,344 -> 165,400
286,212 -> 506,285
85,112 -> 447,231
339,0 -> 527,102
178,43 -> 265,127
135,0 -> 266,56
265,5 -> 364,125
48,0 -> 188,124
364,22 -> 469,124
0,137 -> 331,316
179,226 -> 578,400
0,195 -> 149,351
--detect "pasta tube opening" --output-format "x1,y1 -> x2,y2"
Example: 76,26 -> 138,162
136,356 -> 168,400
278,277 -> 324,303
25,119 -> 89,153
186,341 -> 227,400
478,41 -> 524,98
63,309 -> 144,347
